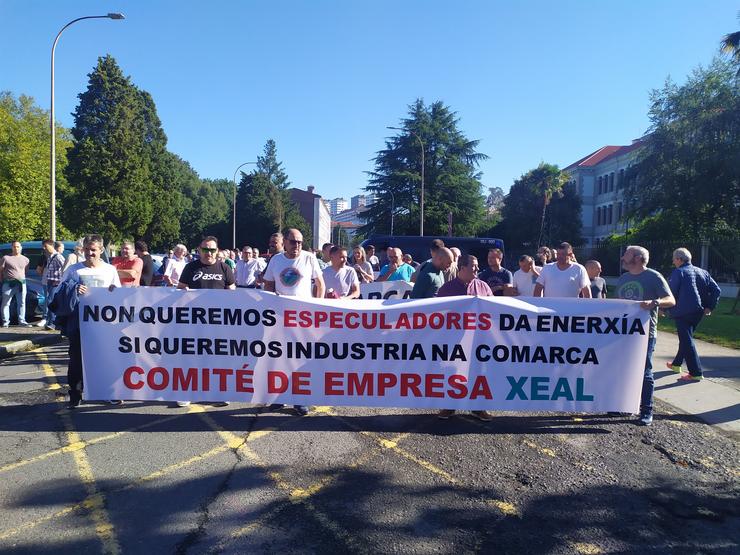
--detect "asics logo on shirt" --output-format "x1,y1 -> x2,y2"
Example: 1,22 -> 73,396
193,271 -> 223,281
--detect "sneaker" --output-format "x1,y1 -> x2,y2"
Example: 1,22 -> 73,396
19,322 -> 33,328
678,374 -> 703,382
665,362 -> 681,373
107,400 -> 124,405
176,401 -> 191,407
471,410 -> 493,422
437,409 -> 455,420
293,405 -> 309,416
35,319 -> 47,328
68,391 -> 82,409
1,323 -> 7,328
267,403 -> 285,411
638,413 -> 653,426
44,325 -> 56,331
213,401 -> 230,407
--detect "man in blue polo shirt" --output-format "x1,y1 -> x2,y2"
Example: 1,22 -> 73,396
376,247 -> 414,282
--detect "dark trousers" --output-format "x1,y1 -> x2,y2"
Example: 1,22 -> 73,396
640,337 -> 656,415
68,332 -> 83,400
672,311 -> 704,377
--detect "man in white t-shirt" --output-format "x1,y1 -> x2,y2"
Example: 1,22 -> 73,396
322,246 -> 360,298
512,255 -> 541,297
60,234 -> 122,408
533,242 -> 591,298
263,228 -> 325,415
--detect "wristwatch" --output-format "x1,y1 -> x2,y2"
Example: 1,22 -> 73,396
651,299 -> 659,309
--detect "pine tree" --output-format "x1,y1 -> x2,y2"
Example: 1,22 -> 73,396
360,99 -> 488,237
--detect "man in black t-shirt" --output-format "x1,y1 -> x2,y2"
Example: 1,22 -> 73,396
135,241 -> 154,286
178,236 -> 235,290
175,236 -> 235,408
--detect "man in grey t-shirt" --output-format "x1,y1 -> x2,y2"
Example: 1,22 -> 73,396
615,245 -> 675,426
0,241 -> 31,327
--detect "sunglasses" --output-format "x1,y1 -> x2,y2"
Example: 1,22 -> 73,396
200,247 -> 218,254
288,239 -> 303,245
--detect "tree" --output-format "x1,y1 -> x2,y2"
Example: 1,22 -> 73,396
0,93 -> 72,241
235,139 -> 310,250
63,55 -> 186,248
721,12 -> 740,76
494,163 -> 582,249
360,99 -> 488,237
624,59 -> 740,240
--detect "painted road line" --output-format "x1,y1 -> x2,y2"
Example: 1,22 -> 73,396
195,407 -> 372,554
314,406 -> 520,518
37,352 -> 121,555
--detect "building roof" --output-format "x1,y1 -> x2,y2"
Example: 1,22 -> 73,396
564,140 -> 644,171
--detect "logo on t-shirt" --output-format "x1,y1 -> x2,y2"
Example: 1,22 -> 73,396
193,270 -> 224,282
618,280 -> 644,300
280,266 -> 302,287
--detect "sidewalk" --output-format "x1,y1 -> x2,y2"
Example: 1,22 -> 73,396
652,331 -> 740,436
0,325 -> 64,358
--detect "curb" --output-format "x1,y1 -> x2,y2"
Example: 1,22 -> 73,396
0,334 -> 65,359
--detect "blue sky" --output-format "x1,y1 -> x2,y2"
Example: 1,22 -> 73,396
1,1 -> 736,200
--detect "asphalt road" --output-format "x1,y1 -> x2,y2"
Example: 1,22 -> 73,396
0,342 -> 738,554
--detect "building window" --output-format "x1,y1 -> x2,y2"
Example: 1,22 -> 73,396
609,173 -> 614,192
597,176 -> 602,195
617,202 -> 622,221
608,205 -> 613,225
618,169 -> 625,189
597,206 -> 602,226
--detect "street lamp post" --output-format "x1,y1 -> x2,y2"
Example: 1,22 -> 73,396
388,189 -> 395,235
232,162 -> 257,249
387,126 -> 424,236
50,13 -> 125,241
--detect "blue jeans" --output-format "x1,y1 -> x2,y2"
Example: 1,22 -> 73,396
44,283 -> 58,326
640,337 -> 657,416
672,311 -> 704,377
1,281 -> 27,325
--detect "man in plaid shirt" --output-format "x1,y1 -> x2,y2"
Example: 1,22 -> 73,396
40,240 -> 65,330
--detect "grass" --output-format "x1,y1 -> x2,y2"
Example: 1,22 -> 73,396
656,297 -> 740,350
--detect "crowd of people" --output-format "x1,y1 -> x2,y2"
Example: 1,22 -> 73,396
2,231 -> 722,426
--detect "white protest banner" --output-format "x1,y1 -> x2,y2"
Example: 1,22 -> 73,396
80,288 -> 650,413
358,281 -> 413,299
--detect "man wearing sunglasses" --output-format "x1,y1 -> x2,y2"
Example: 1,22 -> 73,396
263,228 -> 325,416
178,236 -> 236,291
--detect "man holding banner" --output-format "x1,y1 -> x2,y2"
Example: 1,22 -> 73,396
616,245 -> 675,426
263,228 -> 325,416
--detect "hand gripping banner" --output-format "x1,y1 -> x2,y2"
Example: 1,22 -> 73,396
80,288 -> 650,413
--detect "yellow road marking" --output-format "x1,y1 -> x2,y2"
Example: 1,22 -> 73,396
36,352 -> 121,555
522,438 -> 556,457
572,542 -> 603,554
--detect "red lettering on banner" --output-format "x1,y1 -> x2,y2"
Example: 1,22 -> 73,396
202,368 -> 210,391
478,313 -> 492,330
173,367 -> 198,391
268,371 -> 289,393
123,366 -> 144,389
424,373 -> 445,397
400,373 -> 422,397
448,374 -> 468,399
325,372 -> 344,395
470,376 -> 493,400
292,372 -> 311,395
348,372 -> 373,395
283,310 -> 297,327
377,373 -> 397,396
345,312 -> 359,329
396,313 -> 410,328
147,367 -> 169,390
212,368 -> 233,391
315,311 -> 328,326
236,369 -> 254,393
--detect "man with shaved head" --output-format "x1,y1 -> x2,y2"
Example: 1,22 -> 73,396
376,247 -> 414,282
410,247 -> 454,298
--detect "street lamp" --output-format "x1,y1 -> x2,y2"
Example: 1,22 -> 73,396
50,13 -> 125,241
387,126 -> 425,236
388,189 -> 395,235
232,162 -> 257,249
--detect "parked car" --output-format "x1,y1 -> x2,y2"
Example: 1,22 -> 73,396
0,240 -> 109,324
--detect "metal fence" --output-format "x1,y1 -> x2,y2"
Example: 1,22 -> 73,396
506,239 -> 739,283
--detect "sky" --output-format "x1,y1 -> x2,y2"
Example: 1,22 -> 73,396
1,1 -> 737,201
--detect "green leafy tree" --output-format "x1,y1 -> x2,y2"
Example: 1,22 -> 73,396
494,163 -> 582,249
624,59 -> 740,239
178,174 -> 232,249
360,99 -> 488,237
235,140 -> 310,250
0,93 -> 72,241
